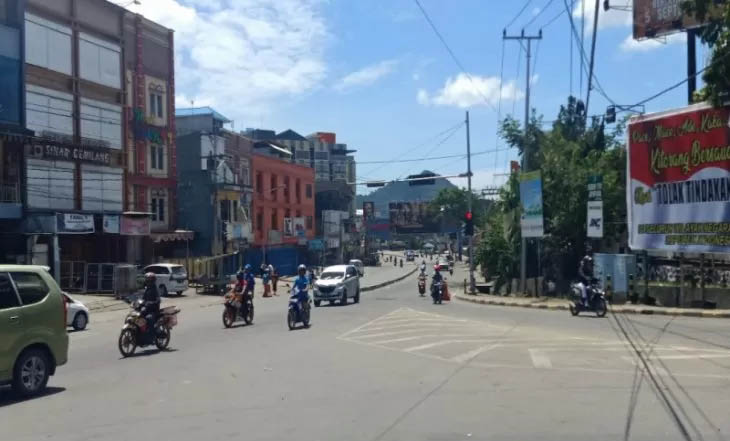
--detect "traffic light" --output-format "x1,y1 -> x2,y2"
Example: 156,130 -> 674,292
606,105 -> 616,124
464,211 -> 474,236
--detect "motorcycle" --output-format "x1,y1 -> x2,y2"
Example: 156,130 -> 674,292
569,279 -> 607,317
418,274 -> 426,296
222,289 -> 254,328
431,281 -> 443,304
118,299 -> 179,357
287,288 -> 311,330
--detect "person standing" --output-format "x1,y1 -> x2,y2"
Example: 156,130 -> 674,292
269,263 -> 278,295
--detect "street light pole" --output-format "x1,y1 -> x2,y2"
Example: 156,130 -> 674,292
466,111 -> 475,293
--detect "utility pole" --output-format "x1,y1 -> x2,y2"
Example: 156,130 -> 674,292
466,111 -> 475,293
687,28 -> 697,104
585,0 -> 600,118
504,29 -> 542,293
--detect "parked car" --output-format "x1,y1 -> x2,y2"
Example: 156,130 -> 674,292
313,265 -> 360,307
405,250 -> 415,262
436,259 -> 450,272
348,259 -> 365,277
0,265 -> 69,396
143,263 -> 188,296
63,292 -> 89,331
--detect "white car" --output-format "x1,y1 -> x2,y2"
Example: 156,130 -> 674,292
63,292 -> 90,331
143,263 -> 189,296
348,259 -> 364,277
313,265 -> 361,307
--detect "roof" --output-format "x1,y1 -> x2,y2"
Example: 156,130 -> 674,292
276,129 -> 307,141
267,142 -> 292,156
176,107 -> 231,123
322,265 -> 353,272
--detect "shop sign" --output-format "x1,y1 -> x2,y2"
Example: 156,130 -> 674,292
519,171 -> 544,238
633,0 -> 721,40
103,215 -> 120,234
628,104 -> 730,252
120,215 -> 150,236
40,144 -> 111,165
587,176 -> 603,238
56,213 -> 95,234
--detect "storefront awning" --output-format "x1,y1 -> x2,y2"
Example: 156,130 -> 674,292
151,230 -> 195,243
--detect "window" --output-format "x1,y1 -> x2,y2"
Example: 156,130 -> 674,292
295,210 -> 301,218
26,85 -> 73,136
306,184 -> 313,199
284,176 -> 290,203
271,210 -> 278,231
285,209 -> 291,219
149,92 -> 163,118
150,189 -> 167,223
10,272 -> 49,305
256,172 -> 263,194
233,200 -> 239,222
256,211 -> 263,232
24,13 -> 72,75
80,97 -> 122,149
26,158 -> 74,210
0,273 -> 20,309
306,216 -> 313,230
79,32 -> 120,88
81,164 -> 123,212
270,175 -> 277,201
295,179 -> 301,203
149,144 -> 166,172
240,158 -> 250,186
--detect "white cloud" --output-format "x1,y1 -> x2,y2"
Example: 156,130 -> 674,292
128,0 -> 329,121
620,32 -> 686,52
572,0 -> 631,31
417,73 -> 523,109
334,60 -> 399,92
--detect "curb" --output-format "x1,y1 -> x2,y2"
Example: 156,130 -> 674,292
362,267 -> 418,292
454,293 -> 730,319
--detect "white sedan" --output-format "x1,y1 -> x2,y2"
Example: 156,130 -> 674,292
63,292 -> 90,331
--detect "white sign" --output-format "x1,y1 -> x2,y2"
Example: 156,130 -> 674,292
103,215 -> 119,233
284,218 -> 293,236
56,213 -> 95,234
587,201 -> 603,238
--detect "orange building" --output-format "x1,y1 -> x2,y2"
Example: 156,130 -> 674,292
251,152 -> 315,248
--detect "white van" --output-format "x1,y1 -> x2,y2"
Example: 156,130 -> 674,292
143,263 -> 188,296
348,259 -> 364,277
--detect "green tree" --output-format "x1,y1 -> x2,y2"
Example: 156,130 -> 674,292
682,1 -> 730,104
477,97 -> 627,288
427,187 -> 489,226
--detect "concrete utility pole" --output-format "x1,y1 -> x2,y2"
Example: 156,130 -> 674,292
687,28 -> 697,104
585,0 -> 600,118
466,111 -> 475,293
503,29 -> 542,293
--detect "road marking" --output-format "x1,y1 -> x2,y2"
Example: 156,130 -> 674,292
645,353 -> 730,361
621,356 -> 671,377
450,343 -> 501,363
529,349 -> 553,369
404,339 -> 490,353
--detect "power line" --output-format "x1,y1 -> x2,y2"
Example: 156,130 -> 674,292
506,0 -> 534,29
413,0 -> 499,113
356,148 -> 509,165
523,0 -> 555,29
399,122 -> 465,179
540,8 -> 565,29
512,40 -> 524,117
494,39 -> 507,184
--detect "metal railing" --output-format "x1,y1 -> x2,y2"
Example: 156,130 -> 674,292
0,182 -> 19,203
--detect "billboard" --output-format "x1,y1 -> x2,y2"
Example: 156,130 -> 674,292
628,104 -> 730,252
519,171 -> 544,238
632,0 -> 719,39
587,175 -> 603,238
363,201 -> 375,221
388,201 -> 439,234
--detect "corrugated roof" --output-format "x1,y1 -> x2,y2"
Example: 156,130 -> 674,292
175,107 -> 231,123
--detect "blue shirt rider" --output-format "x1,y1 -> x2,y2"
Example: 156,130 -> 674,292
242,264 -> 255,296
293,264 -> 309,305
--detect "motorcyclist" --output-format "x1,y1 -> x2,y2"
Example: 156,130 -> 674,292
578,251 -> 594,307
142,272 -> 161,331
293,264 -> 310,307
430,265 -> 444,297
419,260 -> 427,275
234,270 -> 245,293
242,264 -> 255,299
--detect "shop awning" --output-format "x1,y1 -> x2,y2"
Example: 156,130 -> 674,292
151,230 -> 195,243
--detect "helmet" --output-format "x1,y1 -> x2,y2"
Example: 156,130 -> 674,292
298,264 -> 307,273
236,270 -> 245,281
244,264 -> 252,271
433,265 -> 440,272
144,272 -> 156,283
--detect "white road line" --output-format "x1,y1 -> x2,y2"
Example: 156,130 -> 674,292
403,339 -> 487,353
450,343 -> 501,363
350,322 -> 470,333
621,356 -> 671,377
348,329 -> 426,340
529,349 -> 553,369
337,307 -> 410,339
369,336 -> 425,345
646,353 -> 730,361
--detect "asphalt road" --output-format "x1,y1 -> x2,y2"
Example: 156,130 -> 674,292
3,260 -> 730,441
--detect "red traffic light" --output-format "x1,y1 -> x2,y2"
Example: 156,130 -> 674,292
465,211 -> 473,221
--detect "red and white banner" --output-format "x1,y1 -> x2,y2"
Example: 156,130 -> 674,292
628,104 -> 730,252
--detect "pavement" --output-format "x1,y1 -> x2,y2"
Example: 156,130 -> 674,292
4,254 -> 730,441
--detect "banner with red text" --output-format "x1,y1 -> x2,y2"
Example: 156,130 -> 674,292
628,104 -> 730,252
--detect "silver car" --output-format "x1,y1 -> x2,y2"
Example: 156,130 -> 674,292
313,265 -> 360,307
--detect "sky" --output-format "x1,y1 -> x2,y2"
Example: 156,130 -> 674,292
125,0 -> 708,195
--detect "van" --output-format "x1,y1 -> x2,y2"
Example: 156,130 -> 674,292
0,266 -> 69,396
348,259 -> 364,277
143,263 -> 189,296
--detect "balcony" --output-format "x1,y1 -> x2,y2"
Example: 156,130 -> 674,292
0,181 -> 22,219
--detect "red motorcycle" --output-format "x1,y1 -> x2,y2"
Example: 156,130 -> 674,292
417,274 -> 426,296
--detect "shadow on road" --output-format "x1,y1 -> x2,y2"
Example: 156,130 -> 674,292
119,348 -> 179,359
0,386 -> 66,408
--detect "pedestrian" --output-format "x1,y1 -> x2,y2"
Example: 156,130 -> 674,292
269,263 -> 278,295
262,263 -> 271,297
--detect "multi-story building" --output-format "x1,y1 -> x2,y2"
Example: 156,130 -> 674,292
176,107 -> 253,261
1,0 -> 176,291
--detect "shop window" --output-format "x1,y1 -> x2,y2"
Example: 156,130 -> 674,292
79,32 -> 120,88
24,13 -> 71,75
